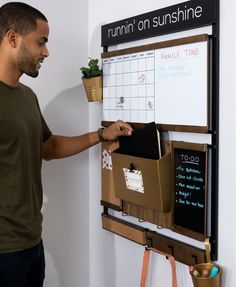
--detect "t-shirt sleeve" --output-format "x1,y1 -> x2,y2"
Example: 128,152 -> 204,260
41,115 -> 52,142
34,95 -> 52,142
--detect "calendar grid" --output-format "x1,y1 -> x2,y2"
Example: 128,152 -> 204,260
103,51 -> 155,123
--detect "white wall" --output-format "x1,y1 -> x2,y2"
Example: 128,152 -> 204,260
218,0 -> 236,285
88,0 -> 236,287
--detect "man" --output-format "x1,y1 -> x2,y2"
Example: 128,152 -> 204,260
0,2 -> 133,286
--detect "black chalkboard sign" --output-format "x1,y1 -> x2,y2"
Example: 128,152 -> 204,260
172,142 -> 208,241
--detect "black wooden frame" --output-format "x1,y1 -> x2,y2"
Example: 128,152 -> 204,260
101,0 -> 219,261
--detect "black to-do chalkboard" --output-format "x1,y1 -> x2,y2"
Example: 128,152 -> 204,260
172,142 -> 208,241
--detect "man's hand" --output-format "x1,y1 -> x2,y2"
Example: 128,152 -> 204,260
102,120 -> 133,141
42,120 -> 133,161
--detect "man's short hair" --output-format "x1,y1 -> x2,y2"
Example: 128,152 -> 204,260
0,2 -> 48,42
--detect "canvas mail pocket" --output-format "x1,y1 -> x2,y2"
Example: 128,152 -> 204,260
111,151 -> 172,212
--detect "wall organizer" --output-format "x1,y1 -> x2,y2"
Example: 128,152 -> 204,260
100,0 -> 219,265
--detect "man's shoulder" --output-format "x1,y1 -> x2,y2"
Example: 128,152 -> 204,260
19,82 -> 38,100
19,82 -> 35,95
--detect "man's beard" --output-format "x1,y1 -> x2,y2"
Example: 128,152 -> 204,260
18,44 -> 39,78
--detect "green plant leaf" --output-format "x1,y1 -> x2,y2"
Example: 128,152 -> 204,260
80,57 -> 102,78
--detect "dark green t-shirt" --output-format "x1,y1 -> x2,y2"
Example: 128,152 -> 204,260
0,81 -> 52,252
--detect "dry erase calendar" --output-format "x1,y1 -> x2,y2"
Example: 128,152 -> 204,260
102,50 -> 155,123
102,34 -> 209,129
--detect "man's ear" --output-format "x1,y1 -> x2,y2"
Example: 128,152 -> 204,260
5,30 -> 19,47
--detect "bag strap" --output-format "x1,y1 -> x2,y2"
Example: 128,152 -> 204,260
140,247 -> 178,287
140,247 -> 151,287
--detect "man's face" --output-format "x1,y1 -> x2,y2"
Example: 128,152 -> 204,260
17,19 -> 49,78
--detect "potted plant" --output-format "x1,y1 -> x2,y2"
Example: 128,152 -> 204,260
80,57 -> 103,102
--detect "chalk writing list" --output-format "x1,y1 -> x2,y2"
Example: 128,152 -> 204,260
173,148 -> 207,235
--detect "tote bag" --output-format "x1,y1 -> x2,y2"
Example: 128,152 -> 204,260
140,247 -> 178,287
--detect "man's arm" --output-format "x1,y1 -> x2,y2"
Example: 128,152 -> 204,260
42,120 -> 133,161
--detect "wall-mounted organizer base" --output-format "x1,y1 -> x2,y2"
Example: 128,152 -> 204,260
101,213 -> 207,266
102,213 -> 147,245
